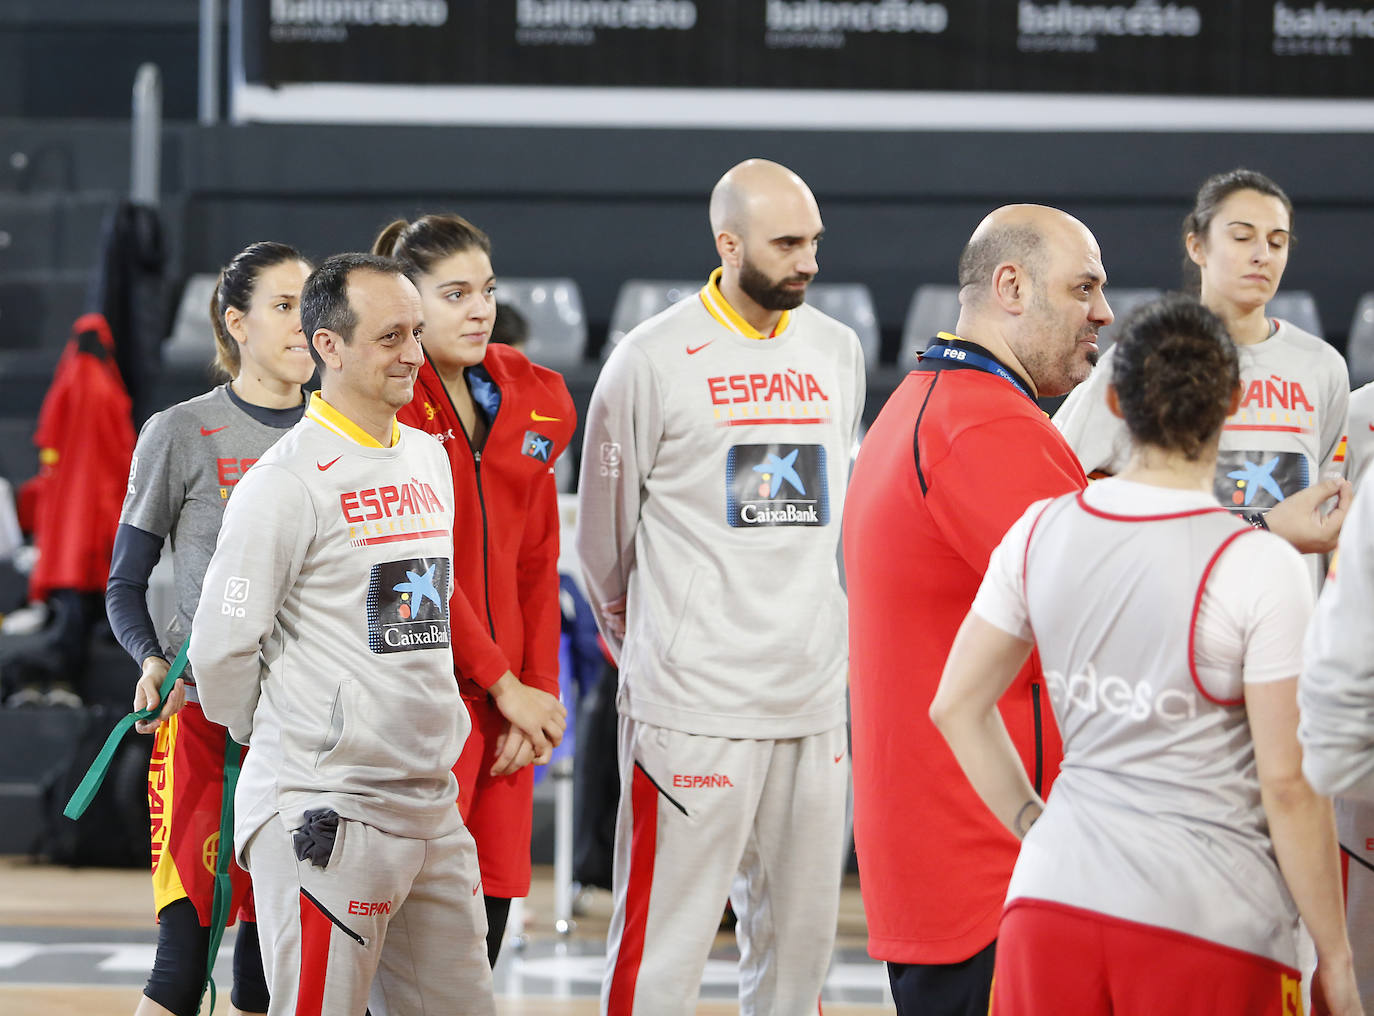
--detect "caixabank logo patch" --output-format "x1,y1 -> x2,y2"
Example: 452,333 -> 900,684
725,444 -> 828,527
366,558 -> 451,654
1213,449 -> 1310,512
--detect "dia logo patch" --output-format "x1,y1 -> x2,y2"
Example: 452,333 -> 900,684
366,558 -> 450,654
725,444 -> 828,527
221,576 -> 250,617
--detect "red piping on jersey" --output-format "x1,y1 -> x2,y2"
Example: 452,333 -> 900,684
348,528 -> 447,547
1073,490 -> 1232,524
1188,528 -> 1259,707
1020,498 -> 1059,645
721,417 -> 825,426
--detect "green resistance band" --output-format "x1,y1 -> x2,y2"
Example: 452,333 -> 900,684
60,640 -> 243,1015
63,641 -> 188,821
199,730 -> 241,1015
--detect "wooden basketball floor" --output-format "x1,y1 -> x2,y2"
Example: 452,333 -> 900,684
0,857 -> 889,1014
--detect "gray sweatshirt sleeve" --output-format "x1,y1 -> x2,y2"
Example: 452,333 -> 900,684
190,463 -> 315,744
1301,481 -> 1374,798
1318,366 -> 1350,476
1052,345 -> 1129,476
575,342 -> 663,660
849,332 -> 867,450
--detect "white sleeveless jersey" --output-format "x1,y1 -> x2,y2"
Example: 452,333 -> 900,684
1006,491 -> 1301,964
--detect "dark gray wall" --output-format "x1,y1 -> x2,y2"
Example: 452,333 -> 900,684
174,124 -> 1374,364
0,1 -> 204,120
3,117 -> 1374,477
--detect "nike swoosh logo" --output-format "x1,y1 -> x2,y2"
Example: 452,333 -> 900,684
317,456 -> 342,471
833,754 -> 844,764
686,341 -> 714,355
1368,423 -> 1374,431
530,410 -> 561,422
200,426 -> 228,436
472,882 -> 482,896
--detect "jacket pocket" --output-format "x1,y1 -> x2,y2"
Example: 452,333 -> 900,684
664,568 -> 701,666
314,680 -> 350,768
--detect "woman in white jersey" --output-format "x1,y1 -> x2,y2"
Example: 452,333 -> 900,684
931,294 -> 1360,1015
106,242 -> 314,1016
1054,170 -> 1349,568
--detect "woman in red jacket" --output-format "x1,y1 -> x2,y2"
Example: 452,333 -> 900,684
375,214 -> 570,965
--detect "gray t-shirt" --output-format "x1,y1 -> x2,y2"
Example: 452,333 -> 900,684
119,384 -> 302,675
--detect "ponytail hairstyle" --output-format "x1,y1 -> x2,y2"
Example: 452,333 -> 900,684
1181,168 -> 1294,296
1111,293 -> 1239,461
372,214 -> 492,280
209,241 -> 310,377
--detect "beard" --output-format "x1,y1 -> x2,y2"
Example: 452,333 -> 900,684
1021,286 -> 1100,398
739,257 -> 810,311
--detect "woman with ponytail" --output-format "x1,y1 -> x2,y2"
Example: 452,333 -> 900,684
105,241 -> 313,1016
932,295 -> 1361,1015
375,214 -> 570,967
1055,169 -> 1350,579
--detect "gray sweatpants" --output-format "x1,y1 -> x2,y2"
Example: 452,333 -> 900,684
601,717 -> 849,1015
244,812 -> 495,1016
1338,797 -> 1374,1013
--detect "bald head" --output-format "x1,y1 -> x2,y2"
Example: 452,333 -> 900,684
709,159 -> 825,322
710,159 -> 818,239
951,203 -> 1111,399
957,204 -> 1091,306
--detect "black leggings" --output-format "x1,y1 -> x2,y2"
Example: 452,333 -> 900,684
485,895 -> 511,968
143,898 -> 269,1015
887,941 -> 997,1016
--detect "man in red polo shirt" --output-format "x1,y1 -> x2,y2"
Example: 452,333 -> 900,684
845,204 -> 1348,1016
845,204 -> 1106,1014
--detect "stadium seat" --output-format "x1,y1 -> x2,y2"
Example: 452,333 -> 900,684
1267,290 -> 1323,338
604,279 -> 700,360
1347,293 -> 1374,388
497,277 -> 587,372
805,283 -> 881,365
1096,287 -> 1164,355
899,284 -> 962,366
161,273 -> 219,371
0,272 -> 90,352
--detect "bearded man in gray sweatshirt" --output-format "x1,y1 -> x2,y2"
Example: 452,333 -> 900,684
192,253 -> 494,1016
577,159 -> 866,1015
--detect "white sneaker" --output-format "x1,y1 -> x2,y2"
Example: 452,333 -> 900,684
1,602 -> 48,635
4,686 -> 45,708
44,686 -> 83,708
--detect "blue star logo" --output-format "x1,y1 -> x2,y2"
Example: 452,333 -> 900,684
393,565 -> 442,611
1227,456 -> 1285,506
523,430 -> 552,462
753,449 -> 806,498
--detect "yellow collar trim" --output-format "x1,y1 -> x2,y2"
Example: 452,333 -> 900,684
699,267 -> 791,340
936,331 -> 963,344
305,392 -> 399,448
